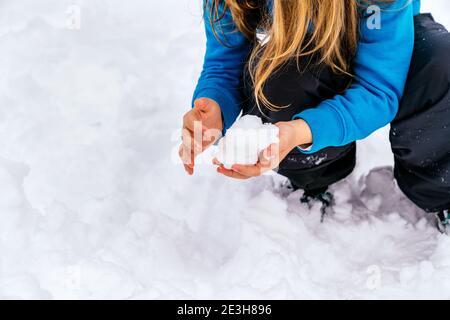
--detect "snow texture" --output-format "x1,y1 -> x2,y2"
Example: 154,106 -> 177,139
216,115 -> 279,169
0,0 -> 449,300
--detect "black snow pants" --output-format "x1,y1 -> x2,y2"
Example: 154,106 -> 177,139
243,14 -> 450,212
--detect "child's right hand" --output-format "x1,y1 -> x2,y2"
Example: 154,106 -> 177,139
179,98 -> 223,175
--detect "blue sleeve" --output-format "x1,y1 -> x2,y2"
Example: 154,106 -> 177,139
293,0 -> 415,153
193,0 -> 252,131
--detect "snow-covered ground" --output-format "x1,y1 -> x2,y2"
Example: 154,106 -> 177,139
0,0 -> 449,300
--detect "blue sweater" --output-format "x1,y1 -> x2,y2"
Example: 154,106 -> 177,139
193,0 -> 420,153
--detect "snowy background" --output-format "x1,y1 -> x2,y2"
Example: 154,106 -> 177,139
0,0 -> 449,299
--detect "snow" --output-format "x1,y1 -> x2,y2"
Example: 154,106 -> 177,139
0,0 -> 449,300
216,115 -> 279,169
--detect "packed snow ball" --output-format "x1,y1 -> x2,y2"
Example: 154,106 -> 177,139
216,115 -> 279,169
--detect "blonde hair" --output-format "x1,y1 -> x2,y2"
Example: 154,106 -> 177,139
206,0 -> 390,111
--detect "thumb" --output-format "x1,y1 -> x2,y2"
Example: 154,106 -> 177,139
194,98 -> 210,112
260,143 -> 279,168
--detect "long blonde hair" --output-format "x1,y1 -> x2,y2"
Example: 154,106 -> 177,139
206,0 -> 387,111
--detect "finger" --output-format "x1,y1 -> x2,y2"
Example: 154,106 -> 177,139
181,129 -> 195,165
231,163 -> 266,177
260,143 -> 280,168
183,108 -> 204,132
181,127 -> 193,148
179,146 -> 194,175
212,157 -> 222,166
180,146 -> 195,173
194,98 -> 210,113
269,144 -> 283,169
192,121 -> 207,153
182,127 -> 205,159
217,166 -> 249,180
184,163 -> 194,175
180,144 -> 194,168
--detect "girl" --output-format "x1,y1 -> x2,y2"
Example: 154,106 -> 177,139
180,0 -> 450,232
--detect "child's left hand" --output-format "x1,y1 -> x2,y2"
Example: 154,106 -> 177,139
214,119 -> 312,180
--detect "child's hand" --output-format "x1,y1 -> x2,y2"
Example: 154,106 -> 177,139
214,119 -> 312,179
179,98 -> 223,175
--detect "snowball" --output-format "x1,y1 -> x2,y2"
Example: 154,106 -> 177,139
216,115 -> 279,169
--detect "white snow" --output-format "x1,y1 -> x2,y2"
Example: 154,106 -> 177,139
216,115 -> 279,169
0,0 -> 449,300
